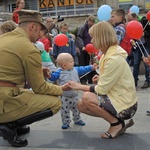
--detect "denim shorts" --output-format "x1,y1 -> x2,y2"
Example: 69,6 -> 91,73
97,95 -> 137,120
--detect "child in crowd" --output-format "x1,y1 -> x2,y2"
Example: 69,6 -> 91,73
49,53 -> 97,129
52,22 -> 76,61
38,26 -> 52,52
34,41 -> 57,73
12,0 -> 25,24
111,9 -> 126,44
0,20 -> 17,35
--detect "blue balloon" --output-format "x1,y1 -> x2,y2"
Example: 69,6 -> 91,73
97,5 -> 112,21
130,5 -> 139,15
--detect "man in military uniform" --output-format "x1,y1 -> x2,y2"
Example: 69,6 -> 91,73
0,9 -> 70,147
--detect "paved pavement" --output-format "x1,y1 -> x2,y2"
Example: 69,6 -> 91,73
0,75 -> 150,150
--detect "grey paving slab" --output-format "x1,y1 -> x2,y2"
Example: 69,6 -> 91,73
1,130 -> 150,150
0,75 -> 150,150
0,147 -> 8,150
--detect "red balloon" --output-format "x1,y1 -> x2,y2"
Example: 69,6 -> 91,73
93,48 -> 99,55
146,11 -> 150,21
54,34 -> 68,46
126,21 -> 143,40
85,43 -> 95,53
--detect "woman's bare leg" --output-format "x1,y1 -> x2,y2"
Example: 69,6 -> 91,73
77,92 -> 123,138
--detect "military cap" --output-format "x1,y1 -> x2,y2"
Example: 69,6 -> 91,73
16,9 -> 47,30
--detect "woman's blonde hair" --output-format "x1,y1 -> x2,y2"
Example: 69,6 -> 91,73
0,20 -> 17,34
89,21 -> 118,50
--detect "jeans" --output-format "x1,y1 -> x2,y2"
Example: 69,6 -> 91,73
132,43 -> 150,84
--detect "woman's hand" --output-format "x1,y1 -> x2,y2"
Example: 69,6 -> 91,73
61,83 -> 71,91
68,81 -> 90,92
68,81 -> 81,90
92,75 -> 99,84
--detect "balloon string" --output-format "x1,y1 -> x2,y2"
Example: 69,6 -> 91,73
80,71 -> 91,79
96,68 -> 100,75
135,41 -> 144,57
143,21 -> 149,31
139,39 -> 149,56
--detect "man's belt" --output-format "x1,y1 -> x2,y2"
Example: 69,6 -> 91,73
0,81 -> 16,87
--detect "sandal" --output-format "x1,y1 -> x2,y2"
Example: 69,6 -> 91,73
102,118 -> 125,139
125,119 -> 134,129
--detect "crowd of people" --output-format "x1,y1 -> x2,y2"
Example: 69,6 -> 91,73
0,0 -> 149,147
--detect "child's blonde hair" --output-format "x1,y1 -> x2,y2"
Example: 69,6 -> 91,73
89,21 -> 118,50
59,21 -> 68,29
87,15 -> 96,23
111,9 -> 125,22
56,53 -> 73,68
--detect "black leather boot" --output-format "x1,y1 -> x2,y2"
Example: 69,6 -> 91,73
16,125 -> 30,135
0,122 -> 30,136
0,124 -> 28,147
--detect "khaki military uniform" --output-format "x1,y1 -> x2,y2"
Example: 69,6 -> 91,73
0,27 -> 62,123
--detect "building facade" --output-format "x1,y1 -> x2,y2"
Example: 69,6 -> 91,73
0,0 -> 149,18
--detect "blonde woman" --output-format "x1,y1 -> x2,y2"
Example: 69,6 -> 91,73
68,21 -> 137,139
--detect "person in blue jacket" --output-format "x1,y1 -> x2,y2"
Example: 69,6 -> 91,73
49,53 -> 97,129
52,21 -> 76,61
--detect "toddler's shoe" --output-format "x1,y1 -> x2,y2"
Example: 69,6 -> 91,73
61,124 -> 69,129
74,120 -> 85,126
146,110 -> 150,116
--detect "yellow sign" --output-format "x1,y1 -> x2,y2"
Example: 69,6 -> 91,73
39,0 -> 94,8
145,2 -> 150,9
119,0 -> 132,2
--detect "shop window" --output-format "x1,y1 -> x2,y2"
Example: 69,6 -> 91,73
119,3 -> 133,11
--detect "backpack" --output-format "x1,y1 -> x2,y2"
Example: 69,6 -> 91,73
119,24 -> 132,55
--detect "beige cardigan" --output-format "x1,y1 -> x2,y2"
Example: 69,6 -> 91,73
95,45 -> 137,113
